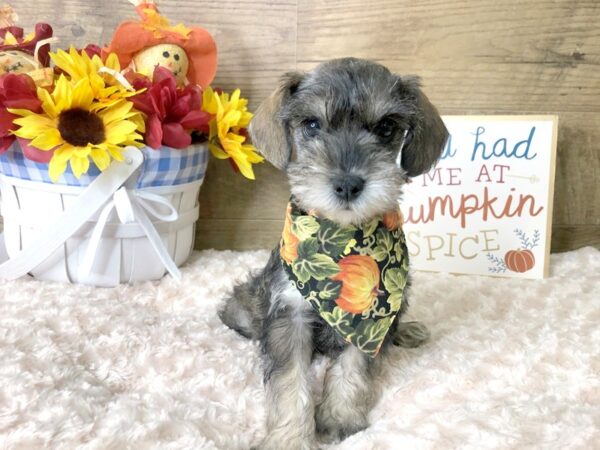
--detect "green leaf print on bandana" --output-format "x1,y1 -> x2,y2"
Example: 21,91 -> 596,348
279,200 -> 410,357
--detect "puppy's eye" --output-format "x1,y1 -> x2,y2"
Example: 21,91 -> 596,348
374,118 -> 397,139
302,119 -> 321,138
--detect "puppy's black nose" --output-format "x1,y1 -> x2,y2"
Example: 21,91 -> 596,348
333,175 -> 365,201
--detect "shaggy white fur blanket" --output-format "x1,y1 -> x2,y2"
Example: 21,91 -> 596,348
0,247 -> 598,449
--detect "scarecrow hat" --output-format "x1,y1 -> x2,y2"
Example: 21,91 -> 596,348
104,0 -> 217,88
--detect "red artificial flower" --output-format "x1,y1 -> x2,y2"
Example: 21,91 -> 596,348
129,66 -> 210,149
82,44 -> 102,59
0,73 -> 44,156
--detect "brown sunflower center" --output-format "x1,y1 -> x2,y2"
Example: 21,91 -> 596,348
58,108 -> 106,147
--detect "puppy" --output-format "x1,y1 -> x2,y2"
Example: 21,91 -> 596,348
219,58 -> 448,450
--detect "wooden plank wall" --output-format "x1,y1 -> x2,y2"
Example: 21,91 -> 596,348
16,0 -> 600,252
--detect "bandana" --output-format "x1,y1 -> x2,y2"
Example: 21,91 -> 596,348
279,200 -> 409,357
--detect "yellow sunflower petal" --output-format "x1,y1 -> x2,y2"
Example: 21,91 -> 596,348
105,120 -> 139,144
71,79 -> 94,110
105,144 -> 125,161
52,76 -> 73,113
11,115 -> 56,139
104,52 -> 121,72
208,143 -> 230,159
70,153 -> 90,178
98,100 -> 134,125
5,108 -> 34,118
37,87 -> 60,118
49,153 -> 69,182
29,128 -> 62,151
52,145 -> 74,164
89,147 -> 111,171
202,87 -> 217,114
242,144 -> 264,164
229,149 -> 255,180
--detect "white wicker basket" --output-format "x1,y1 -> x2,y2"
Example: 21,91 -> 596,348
0,142 -> 208,287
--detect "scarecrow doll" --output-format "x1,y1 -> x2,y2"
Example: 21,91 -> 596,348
104,0 -> 217,88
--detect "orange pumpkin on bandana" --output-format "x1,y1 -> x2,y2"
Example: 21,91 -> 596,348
280,199 -> 410,357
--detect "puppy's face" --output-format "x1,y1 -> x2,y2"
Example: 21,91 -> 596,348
250,58 -> 448,226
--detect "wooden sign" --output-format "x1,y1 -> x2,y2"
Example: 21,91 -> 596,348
400,116 -> 558,279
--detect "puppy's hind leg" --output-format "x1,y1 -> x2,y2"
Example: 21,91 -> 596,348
218,250 -> 280,340
392,321 -> 430,348
218,279 -> 264,340
389,279 -> 430,349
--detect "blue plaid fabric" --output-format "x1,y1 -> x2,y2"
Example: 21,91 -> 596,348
0,142 -> 208,188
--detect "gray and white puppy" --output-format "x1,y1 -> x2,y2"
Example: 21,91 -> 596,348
219,57 -> 448,450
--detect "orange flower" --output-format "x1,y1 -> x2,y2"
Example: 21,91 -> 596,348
332,255 -> 380,314
280,204 -> 300,264
383,209 -> 404,231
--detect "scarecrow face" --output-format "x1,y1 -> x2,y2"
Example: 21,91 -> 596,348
0,50 -> 36,75
132,43 -> 189,85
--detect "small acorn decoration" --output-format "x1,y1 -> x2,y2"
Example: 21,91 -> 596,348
104,0 -> 217,88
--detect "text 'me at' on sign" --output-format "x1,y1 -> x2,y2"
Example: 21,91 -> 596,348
400,115 -> 558,279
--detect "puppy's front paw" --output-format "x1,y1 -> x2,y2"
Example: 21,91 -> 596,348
315,404 -> 368,443
393,321 -> 430,348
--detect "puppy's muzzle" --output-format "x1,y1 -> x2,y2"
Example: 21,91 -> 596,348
332,174 -> 365,202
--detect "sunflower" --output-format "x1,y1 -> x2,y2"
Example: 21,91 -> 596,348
9,75 -> 144,181
202,87 -> 263,180
50,46 -> 138,108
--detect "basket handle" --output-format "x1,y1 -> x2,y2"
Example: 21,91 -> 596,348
0,147 -> 144,281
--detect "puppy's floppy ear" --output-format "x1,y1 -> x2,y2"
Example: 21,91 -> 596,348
249,72 -> 304,170
399,76 -> 449,177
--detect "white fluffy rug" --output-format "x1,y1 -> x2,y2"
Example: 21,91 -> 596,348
0,247 -> 598,449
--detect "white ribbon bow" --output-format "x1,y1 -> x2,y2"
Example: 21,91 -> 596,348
80,186 -> 182,281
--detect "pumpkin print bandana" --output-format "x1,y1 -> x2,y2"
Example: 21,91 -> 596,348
279,200 -> 409,357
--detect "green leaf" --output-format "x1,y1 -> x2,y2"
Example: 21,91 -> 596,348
370,245 -> 389,262
317,280 -> 342,300
363,219 -> 379,238
320,306 -> 356,336
292,253 -> 340,283
297,237 -> 319,259
387,292 -> 403,312
397,240 -> 409,271
383,267 -> 407,294
317,222 -> 357,257
376,228 -> 394,253
292,215 -> 320,240
355,317 -> 394,354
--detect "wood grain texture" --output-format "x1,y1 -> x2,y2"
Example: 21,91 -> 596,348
297,0 -> 600,112
551,225 -> 600,253
12,0 -> 600,253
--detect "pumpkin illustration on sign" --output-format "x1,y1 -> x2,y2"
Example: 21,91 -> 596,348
488,228 -> 540,274
504,228 -> 539,273
504,249 -> 535,273
104,0 -> 217,88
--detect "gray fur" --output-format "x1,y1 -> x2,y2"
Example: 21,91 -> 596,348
219,58 -> 446,449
